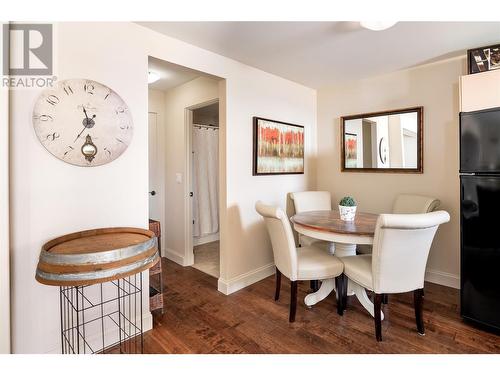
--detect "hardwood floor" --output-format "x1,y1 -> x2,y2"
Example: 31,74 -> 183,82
144,258 -> 500,354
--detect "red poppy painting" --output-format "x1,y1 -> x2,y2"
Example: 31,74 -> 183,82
253,117 -> 304,175
345,132 -> 358,168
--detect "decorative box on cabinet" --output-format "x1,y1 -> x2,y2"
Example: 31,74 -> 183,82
460,69 -> 500,112
148,219 -> 164,314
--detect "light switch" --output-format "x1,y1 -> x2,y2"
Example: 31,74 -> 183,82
176,173 -> 182,184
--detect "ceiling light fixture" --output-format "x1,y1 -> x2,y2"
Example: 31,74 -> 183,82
360,21 -> 397,31
148,71 -> 160,84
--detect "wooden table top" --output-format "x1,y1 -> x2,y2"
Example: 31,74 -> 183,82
45,228 -> 153,254
291,210 -> 379,236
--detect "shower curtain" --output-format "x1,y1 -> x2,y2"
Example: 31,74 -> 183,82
192,125 -> 219,238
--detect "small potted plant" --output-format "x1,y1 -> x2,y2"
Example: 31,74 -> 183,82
339,196 -> 357,221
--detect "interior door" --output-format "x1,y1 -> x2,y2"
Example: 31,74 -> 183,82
148,112 -> 160,221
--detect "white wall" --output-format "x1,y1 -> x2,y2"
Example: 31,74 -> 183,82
317,57 -> 465,288
222,69 -> 316,291
10,23 -> 152,354
10,22 -> 316,353
0,22 -> 11,353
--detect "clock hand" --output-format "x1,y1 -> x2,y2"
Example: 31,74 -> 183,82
74,126 -> 88,143
74,114 -> 96,143
82,105 -> 89,120
82,105 -> 97,123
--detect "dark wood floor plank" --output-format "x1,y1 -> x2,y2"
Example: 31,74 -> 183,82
143,259 -> 500,354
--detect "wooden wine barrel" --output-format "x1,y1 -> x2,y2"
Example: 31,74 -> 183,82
35,227 -> 159,286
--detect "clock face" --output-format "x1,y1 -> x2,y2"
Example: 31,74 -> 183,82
33,78 -> 133,167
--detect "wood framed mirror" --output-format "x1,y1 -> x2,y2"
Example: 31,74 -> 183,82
341,107 -> 423,173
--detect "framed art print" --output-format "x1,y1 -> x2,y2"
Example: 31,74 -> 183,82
468,44 -> 500,74
344,132 -> 358,168
253,117 -> 305,175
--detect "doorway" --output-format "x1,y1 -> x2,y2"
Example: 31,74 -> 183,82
188,101 -> 220,278
147,56 -> 223,284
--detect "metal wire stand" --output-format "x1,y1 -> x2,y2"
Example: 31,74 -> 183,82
59,273 -> 144,354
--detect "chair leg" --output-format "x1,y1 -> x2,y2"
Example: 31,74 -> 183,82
310,280 -> 319,292
335,276 -> 344,315
275,269 -> 282,301
341,273 -> 348,311
382,294 -> 388,304
414,288 -> 425,335
289,281 -> 298,322
374,293 -> 383,342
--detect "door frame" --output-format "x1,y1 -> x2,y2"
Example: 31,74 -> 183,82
183,98 -> 220,266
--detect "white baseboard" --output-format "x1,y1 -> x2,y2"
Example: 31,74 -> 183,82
193,232 -> 219,246
425,268 -> 460,289
215,264 -> 460,294
143,311 -> 153,331
218,262 -> 275,295
45,312 -> 152,354
164,248 -> 187,266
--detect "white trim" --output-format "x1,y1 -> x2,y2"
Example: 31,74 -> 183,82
44,312 -> 153,354
425,268 -> 460,289
218,263 -> 275,295
217,82 -> 227,283
0,21 -> 11,353
193,232 -> 219,246
215,263 -> 461,294
164,248 -> 190,266
184,108 -> 195,266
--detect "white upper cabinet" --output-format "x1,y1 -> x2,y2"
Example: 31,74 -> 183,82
460,70 -> 500,112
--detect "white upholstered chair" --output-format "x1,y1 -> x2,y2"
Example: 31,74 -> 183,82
290,191 -> 332,247
255,201 -> 344,322
290,191 -> 332,292
340,211 -> 450,341
357,194 -> 440,256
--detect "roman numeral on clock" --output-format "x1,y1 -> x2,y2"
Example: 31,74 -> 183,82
63,85 -> 74,96
46,95 -> 60,106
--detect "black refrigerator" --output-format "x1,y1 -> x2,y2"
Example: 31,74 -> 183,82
460,107 -> 500,332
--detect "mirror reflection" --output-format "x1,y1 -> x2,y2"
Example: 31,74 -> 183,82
341,108 -> 422,172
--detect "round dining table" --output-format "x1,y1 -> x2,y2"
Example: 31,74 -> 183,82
291,209 -> 384,319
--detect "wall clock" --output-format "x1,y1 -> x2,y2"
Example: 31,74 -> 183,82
378,137 -> 388,165
33,78 -> 133,167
